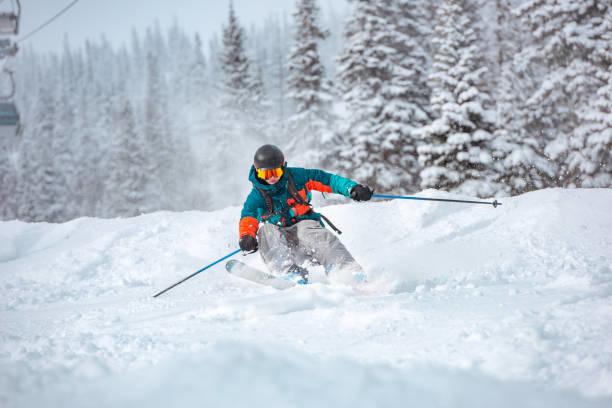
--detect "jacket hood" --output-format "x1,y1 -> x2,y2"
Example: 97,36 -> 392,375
248,165 -> 288,194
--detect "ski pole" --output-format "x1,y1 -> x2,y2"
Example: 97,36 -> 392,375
153,249 -> 241,298
373,194 -> 501,208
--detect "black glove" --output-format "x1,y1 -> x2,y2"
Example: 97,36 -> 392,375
350,184 -> 373,201
239,235 -> 258,253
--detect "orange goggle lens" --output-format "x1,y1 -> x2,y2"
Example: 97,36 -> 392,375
256,167 -> 283,180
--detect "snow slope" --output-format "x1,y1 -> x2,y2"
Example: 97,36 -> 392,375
1,188 -> 611,407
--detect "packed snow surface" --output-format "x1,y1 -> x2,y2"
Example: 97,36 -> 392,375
1,188 -> 611,407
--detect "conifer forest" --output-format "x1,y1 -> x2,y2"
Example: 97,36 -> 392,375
1,0 -> 610,222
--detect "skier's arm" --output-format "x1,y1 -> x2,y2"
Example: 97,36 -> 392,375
239,189 -> 264,238
301,168 -> 358,198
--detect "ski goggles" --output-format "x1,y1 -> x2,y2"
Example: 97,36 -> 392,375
256,167 -> 284,180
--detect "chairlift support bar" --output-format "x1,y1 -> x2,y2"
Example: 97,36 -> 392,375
0,68 -> 16,100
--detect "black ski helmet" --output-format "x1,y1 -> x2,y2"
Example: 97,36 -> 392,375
254,144 -> 284,169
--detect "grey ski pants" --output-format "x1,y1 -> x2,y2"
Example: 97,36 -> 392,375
257,219 -> 363,276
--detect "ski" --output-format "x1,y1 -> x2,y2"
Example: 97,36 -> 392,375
225,259 -> 297,290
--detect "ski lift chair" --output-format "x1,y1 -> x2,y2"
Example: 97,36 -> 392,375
0,0 -> 20,35
0,12 -> 18,35
0,102 -> 19,139
0,39 -> 17,59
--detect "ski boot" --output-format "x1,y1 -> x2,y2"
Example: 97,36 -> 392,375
286,264 -> 309,285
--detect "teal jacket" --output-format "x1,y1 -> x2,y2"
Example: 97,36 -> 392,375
238,165 -> 357,237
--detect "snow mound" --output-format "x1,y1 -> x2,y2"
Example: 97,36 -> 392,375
1,188 -> 611,407
8,342 -> 609,408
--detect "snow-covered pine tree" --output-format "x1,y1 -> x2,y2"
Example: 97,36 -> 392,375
101,95 -> 148,216
144,22 -> 169,77
142,52 -> 170,212
207,34 -> 223,96
417,0 -> 503,197
568,5 -> 611,188
159,25 -> 199,212
491,0 -> 555,194
92,81 -> 118,217
15,129 -> 42,221
164,120 -> 195,213
130,29 -> 146,107
332,0 -> 431,192
54,41 -> 83,219
48,52 -> 74,222
213,2 -> 263,208
267,15 -> 290,134
572,64 -> 612,188
220,2 -> 252,115
166,23 -> 194,149
375,0 -> 431,193
72,40 -> 107,217
0,131 -> 17,220
220,2 -> 268,141
185,34 -> 208,118
182,33 -> 213,209
319,1 -> 347,77
332,0 -> 395,190
249,61 -> 273,140
391,0 -> 431,113
167,22 -> 193,104
286,0 -> 333,167
248,14 -> 294,147
19,81 -> 70,222
516,0 -> 612,187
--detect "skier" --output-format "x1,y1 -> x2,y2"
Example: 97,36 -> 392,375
237,144 -> 373,284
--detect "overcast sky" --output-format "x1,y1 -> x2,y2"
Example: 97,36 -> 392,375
17,0 -> 349,53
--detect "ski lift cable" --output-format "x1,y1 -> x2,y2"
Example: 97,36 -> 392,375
17,0 -> 80,44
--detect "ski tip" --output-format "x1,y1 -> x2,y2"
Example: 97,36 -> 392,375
225,259 -> 239,272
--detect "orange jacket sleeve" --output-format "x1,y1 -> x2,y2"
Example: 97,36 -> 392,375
239,216 -> 259,238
